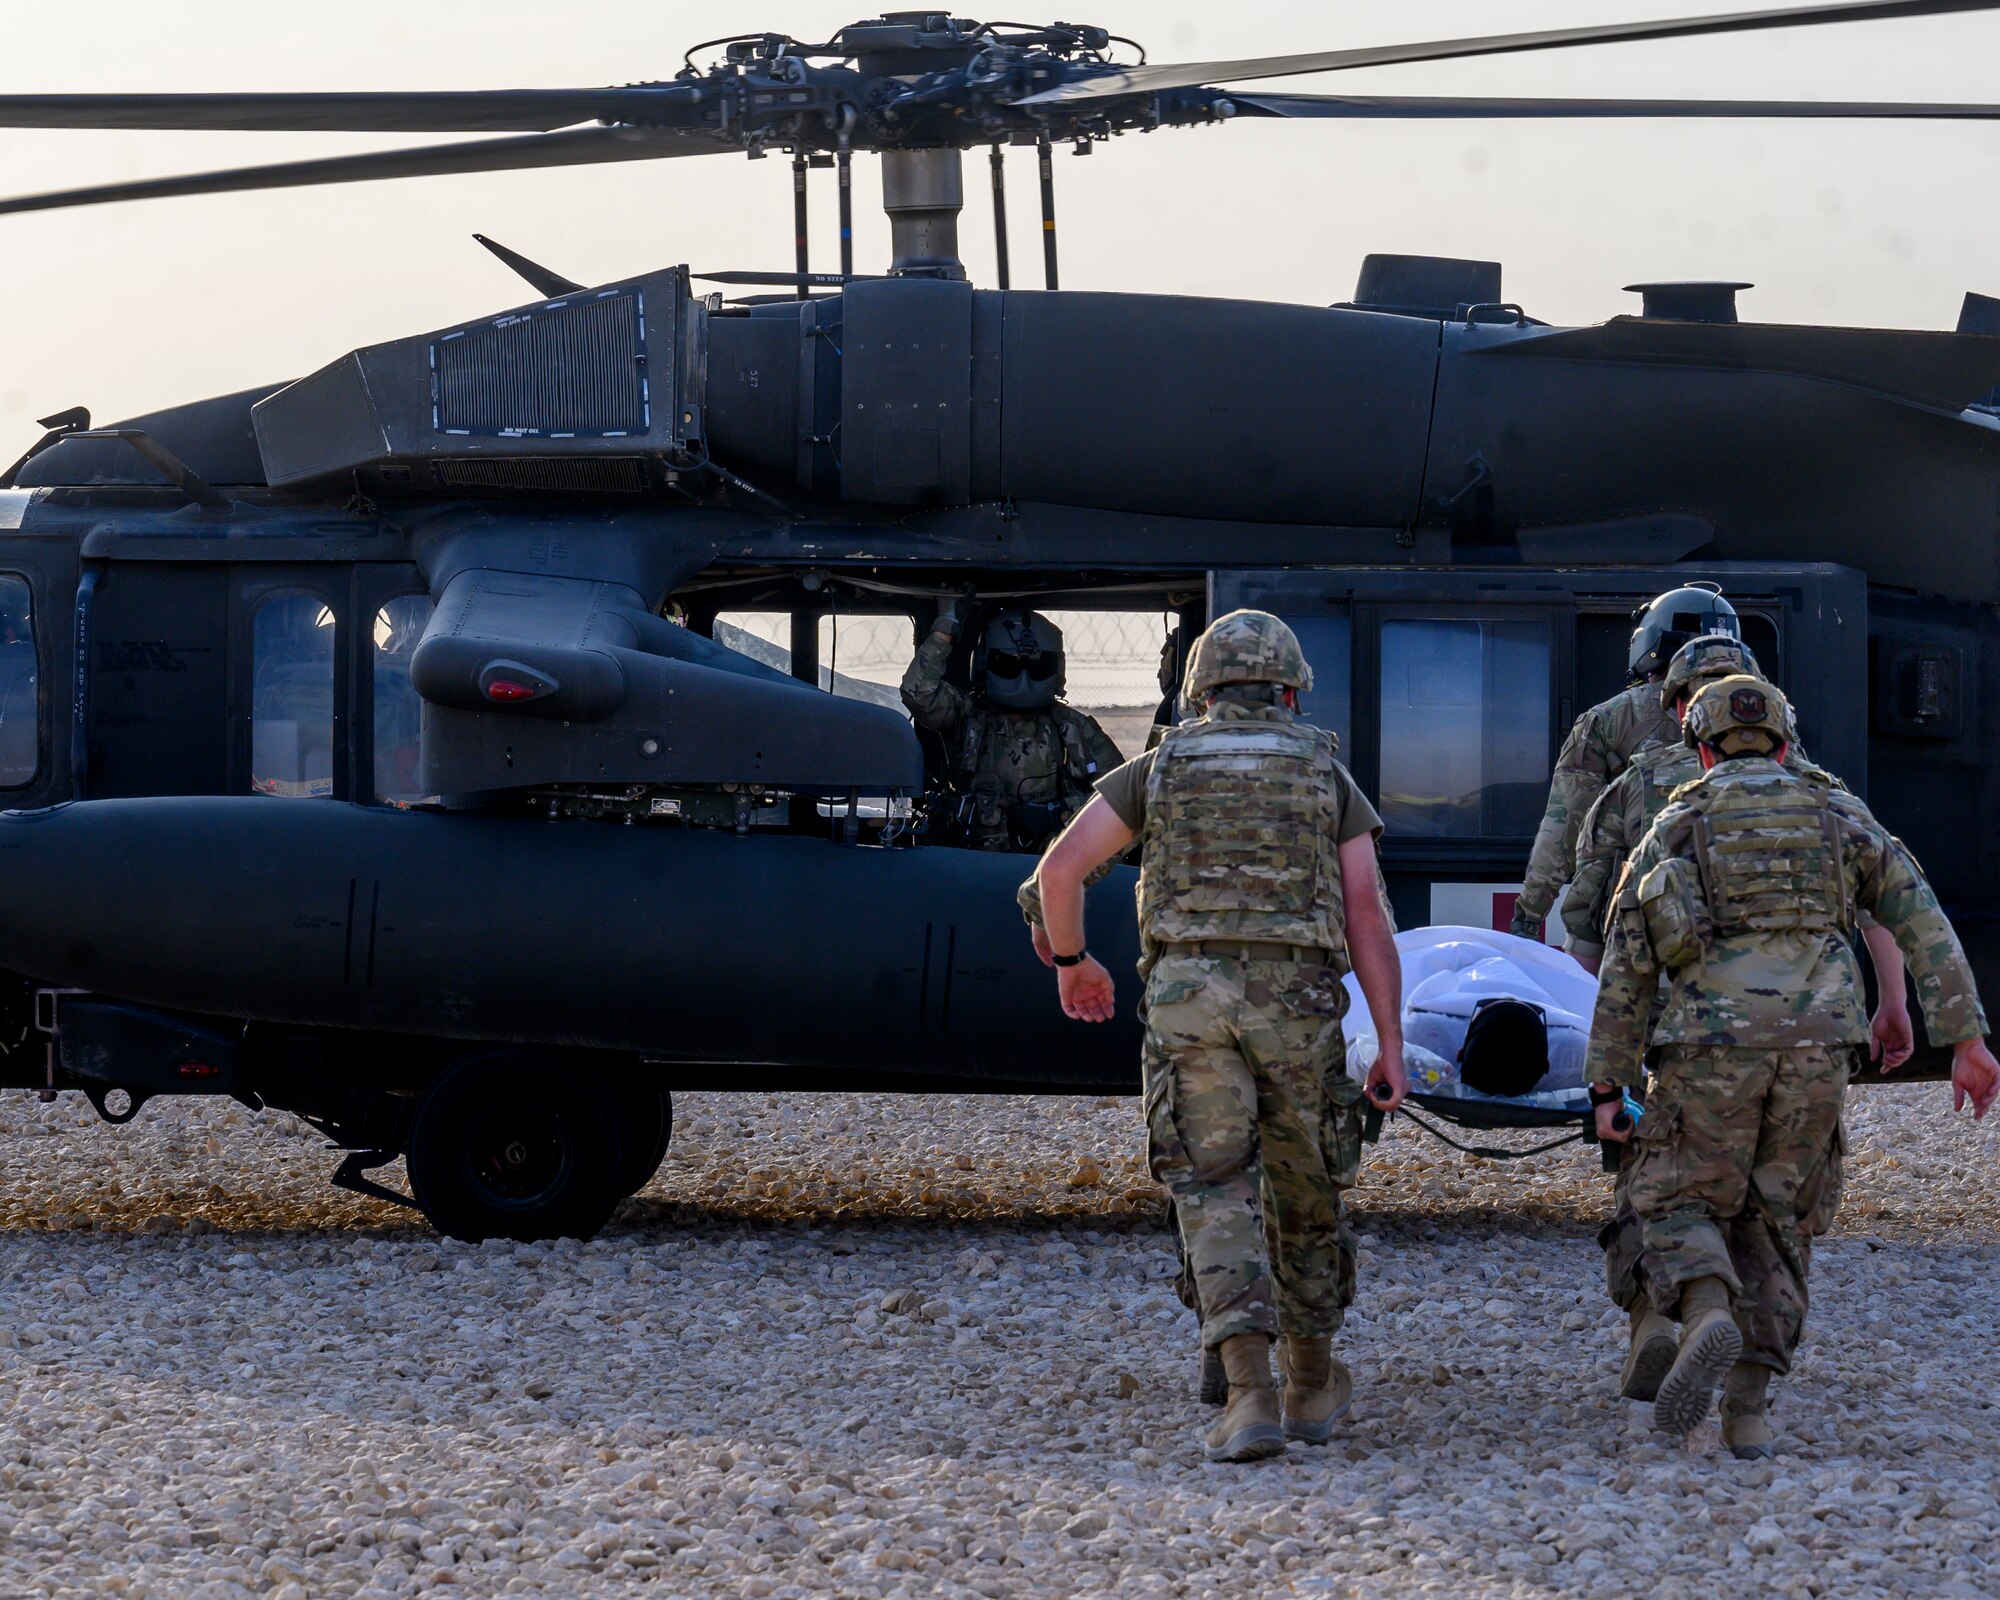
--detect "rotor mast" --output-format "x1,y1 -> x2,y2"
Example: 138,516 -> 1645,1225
879,148 -> 966,279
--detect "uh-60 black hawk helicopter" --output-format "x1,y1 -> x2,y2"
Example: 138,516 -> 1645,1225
0,1 -> 1997,1241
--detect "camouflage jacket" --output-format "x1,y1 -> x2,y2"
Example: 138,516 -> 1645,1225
1516,679 -> 1679,925
1562,734 -> 1819,957
901,622 -> 1123,851
1585,757 -> 1987,1086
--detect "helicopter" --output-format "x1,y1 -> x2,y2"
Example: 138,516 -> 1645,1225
0,1 -> 1998,1242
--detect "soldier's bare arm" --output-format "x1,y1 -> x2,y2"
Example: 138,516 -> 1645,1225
1036,796 -> 1137,1023
1340,833 -> 1407,1112
1861,922 -> 1914,1072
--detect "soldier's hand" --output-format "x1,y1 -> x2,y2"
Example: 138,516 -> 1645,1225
1870,1001 -> 1916,1074
1509,907 -> 1543,940
1594,1096 -> 1634,1144
933,595 -> 963,631
1365,1038 -> 1409,1113
1950,1038 -> 2000,1119
1057,957 -> 1116,1023
1030,923 -> 1055,968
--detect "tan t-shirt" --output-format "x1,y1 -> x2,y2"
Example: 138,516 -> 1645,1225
1093,745 -> 1384,844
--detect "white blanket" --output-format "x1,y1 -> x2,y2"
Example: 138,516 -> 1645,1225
1343,926 -> 1601,1110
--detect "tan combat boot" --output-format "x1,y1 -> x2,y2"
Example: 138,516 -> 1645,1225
1619,1304 -> 1680,1403
1198,1346 -> 1226,1406
1278,1334 -> 1353,1445
1720,1363 -> 1777,1460
1653,1276 -> 1744,1439
1201,1334 -> 1285,1463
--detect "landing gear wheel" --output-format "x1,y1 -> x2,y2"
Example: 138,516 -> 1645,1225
405,1048 -> 628,1242
615,1083 -> 673,1198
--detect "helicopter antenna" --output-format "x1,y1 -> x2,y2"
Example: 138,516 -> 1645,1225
471,233 -> 581,298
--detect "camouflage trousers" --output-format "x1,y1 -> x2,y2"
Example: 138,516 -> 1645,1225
1141,950 -> 1360,1348
1598,1142 -> 1648,1314
1627,1043 -> 1850,1373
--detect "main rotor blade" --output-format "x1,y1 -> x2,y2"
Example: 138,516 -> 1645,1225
0,126 -> 722,217
1014,0 -> 2000,106
0,86 -> 700,133
1232,91 -> 2000,120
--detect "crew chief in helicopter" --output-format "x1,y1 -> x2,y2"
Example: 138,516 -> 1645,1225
902,599 -> 1123,853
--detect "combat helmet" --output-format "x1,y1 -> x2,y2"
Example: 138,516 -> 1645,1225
974,609 -> 1065,711
1184,609 -> 1313,700
1628,583 -> 1740,678
1683,674 -> 1797,757
1659,631 -> 1763,714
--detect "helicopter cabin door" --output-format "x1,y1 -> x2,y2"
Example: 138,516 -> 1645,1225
1210,563 -> 1869,936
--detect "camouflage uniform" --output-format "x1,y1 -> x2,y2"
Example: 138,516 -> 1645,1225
1586,681 -> 1987,1374
903,620 -> 1122,852
1514,679 -> 1679,932
1129,694 -> 1377,1349
1568,737 -> 1839,1317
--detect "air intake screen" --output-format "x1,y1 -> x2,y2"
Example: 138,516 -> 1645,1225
434,457 -> 648,494
432,289 -> 648,437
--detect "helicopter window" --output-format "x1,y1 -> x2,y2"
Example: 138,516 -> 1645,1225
251,589 -> 337,799
713,611 -> 793,674
1037,609 -> 1178,757
373,594 -> 433,803
819,613 -> 915,718
0,573 -> 36,788
1377,618 -> 1552,839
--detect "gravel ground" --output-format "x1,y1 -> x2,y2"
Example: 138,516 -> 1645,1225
2,1079 -> 1996,1600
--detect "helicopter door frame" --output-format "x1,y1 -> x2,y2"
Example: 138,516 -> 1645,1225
227,566 -> 351,802
0,538 -> 78,808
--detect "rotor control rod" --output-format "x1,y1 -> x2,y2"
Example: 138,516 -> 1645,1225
837,139 -> 854,278
1037,135 -> 1058,291
990,144 -> 1011,291
792,151 -> 810,300
879,147 -> 966,280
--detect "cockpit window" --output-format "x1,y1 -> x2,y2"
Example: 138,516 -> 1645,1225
374,594 -> 432,802
0,573 -> 37,787
252,589 -> 336,798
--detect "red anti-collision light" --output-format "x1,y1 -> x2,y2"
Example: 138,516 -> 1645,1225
177,1063 -> 221,1078
485,680 -> 537,702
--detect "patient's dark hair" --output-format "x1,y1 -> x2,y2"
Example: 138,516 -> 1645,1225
1457,997 -> 1551,1098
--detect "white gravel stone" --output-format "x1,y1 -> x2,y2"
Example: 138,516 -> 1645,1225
1,1080 -> 1996,1597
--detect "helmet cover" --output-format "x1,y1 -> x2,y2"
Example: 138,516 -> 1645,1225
1184,609 -> 1313,699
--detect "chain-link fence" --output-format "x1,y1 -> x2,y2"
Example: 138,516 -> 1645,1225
715,608 -> 1174,709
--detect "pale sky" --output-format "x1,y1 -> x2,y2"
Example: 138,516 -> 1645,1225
4,0 -> 1999,459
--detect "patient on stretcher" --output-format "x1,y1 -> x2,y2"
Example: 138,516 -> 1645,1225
1341,927 -> 1598,1111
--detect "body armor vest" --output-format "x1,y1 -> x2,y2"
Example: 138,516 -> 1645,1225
1137,712 -> 1346,958
1691,768 -> 1849,936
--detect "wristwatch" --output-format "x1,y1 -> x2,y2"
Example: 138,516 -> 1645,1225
1051,949 -> 1089,968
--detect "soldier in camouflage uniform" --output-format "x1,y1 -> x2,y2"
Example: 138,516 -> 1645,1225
1564,635 -> 1912,1409
1019,610 -> 1407,1463
902,600 -> 1122,853
1512,584 -> 1743,938
1590,675 -> 1998,1455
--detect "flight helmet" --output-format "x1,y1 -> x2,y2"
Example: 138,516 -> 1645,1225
974,609 -> 1065,711
1184,609 -> 1313,700
1629,583 -> 1740,678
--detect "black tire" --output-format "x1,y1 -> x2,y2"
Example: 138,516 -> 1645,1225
405,1047 -> 629,1242
613,1082 -> 673,1198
